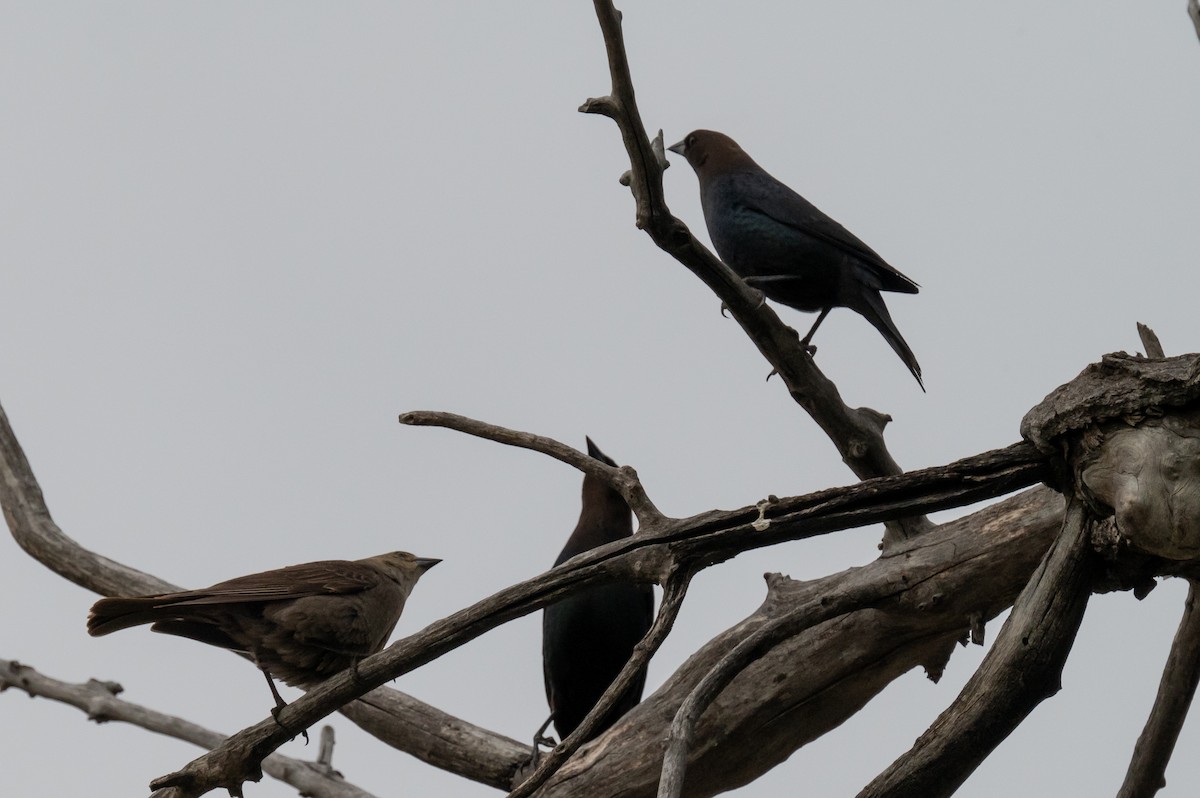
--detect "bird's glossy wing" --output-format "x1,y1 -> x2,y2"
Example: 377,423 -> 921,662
167,560 -> 377,606
737,171 -> 919,293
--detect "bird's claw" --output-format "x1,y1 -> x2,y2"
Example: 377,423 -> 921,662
270,699 -> 309,744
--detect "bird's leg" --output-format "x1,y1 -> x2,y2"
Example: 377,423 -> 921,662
259,663 -> 309,744
349,657 -> 365,684
797,307 -> 831,355
530,714 -> 557,767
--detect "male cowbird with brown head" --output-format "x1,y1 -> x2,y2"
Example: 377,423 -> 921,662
88,551 -> 439,711
541,438 -> 654,742
669,129 -> 924,390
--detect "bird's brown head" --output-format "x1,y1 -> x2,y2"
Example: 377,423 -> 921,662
667,129 -> 758,175
369,551 -> 441,590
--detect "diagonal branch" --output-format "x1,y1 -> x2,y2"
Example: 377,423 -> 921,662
4,392 -> 1052,797
146,447 -> 1053,798
508,566 -> 695,798
399,410 -> 665,527
857,499 -> 1096,798
580,0 -> 928,543
0,658 -> 373,798
1116,579 -> 1200,798
657,574 -> 900,798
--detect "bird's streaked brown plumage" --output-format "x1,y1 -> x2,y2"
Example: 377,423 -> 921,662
88,551 -> 439,696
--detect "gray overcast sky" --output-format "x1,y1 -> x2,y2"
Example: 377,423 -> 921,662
3,3 -> 1200,796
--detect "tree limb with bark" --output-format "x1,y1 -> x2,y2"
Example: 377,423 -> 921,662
4,4 -> 1200,798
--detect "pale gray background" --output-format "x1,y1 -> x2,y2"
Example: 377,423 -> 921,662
3,2 -> 1200,796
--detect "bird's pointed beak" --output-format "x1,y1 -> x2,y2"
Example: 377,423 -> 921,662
415,558 -> 441,571
667,139 -> 687,156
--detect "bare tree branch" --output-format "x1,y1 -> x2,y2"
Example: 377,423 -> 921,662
4,385 -> 1057,796
535,487 -> 1067,798
0,658 -> 373,798
656,574 -> 900,798
509,567 -> 694,798
1117,580 -> 1200,798
857,499 -> 1096,798
1190,0 -> 1200,44
140,434 -> 1052,796
399,410 -> 666,527
579,0 -> 928,548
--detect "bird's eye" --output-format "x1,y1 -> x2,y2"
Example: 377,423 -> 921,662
686,135 -> 696,147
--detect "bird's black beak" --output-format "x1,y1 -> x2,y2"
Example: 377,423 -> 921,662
415,558 -> 441,571
667,139 -> 687,156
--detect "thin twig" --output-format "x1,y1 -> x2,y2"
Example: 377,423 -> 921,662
0,659 -> 374,798
508,566 -> 695,798
1116,580 -> 1200,798
399,410 -> 665,527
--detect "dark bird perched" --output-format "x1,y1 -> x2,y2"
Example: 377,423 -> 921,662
668,129 -> 924,390
88,551 -> 439,713
541,438 -> 654,743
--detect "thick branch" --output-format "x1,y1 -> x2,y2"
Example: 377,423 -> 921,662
581,1 -> 923,540
1117,580 -> 1200,798
337,691 -> 529,791
535,487 -> 1066,798
145,435 -> 1051,797
0,659 -> 373,798
657,574 -> 899,798
0,402 -> 173,597
4,392 -> 1053,797
857,499 -> 1095,798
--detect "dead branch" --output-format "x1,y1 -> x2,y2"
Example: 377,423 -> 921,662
857,499 -> 1096,798
509,567 -> 694,798
0,658 -> 373,798
144,416 -> 1051,797
534,487 -> 1066,798
399,410 -> 665,527
579,0 -> 926,549
1116,580 -> 1200,798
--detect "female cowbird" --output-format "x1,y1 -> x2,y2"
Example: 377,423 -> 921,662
88,551 -> 439,711
669,129 -> 924,390
541,438 -> 654,741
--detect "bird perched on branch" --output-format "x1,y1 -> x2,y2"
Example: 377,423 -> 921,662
541,438 -> 654,743
668,129 -> 924,390
88,551 -> 439,713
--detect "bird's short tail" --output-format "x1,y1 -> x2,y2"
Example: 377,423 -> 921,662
857,290 -> 924,391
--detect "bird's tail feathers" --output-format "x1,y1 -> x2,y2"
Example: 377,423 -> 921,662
857,291 -> 924,391
88,594 -> 202,637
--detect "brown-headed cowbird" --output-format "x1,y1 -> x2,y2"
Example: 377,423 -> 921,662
541,438 -> 654,742
669,129 -> 924,390
88,551 -> 439,710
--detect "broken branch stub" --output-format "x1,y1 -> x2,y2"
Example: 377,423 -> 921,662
1021,351 -> 1200,562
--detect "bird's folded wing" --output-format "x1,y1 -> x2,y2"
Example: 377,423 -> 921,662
739,177 -> 919,292
168,560 -> 378,605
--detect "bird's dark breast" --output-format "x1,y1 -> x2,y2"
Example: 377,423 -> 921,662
543,582 -> 652,737
708,215 -> 845,313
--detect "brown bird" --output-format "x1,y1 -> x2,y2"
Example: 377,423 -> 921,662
88,551 -> 439,713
